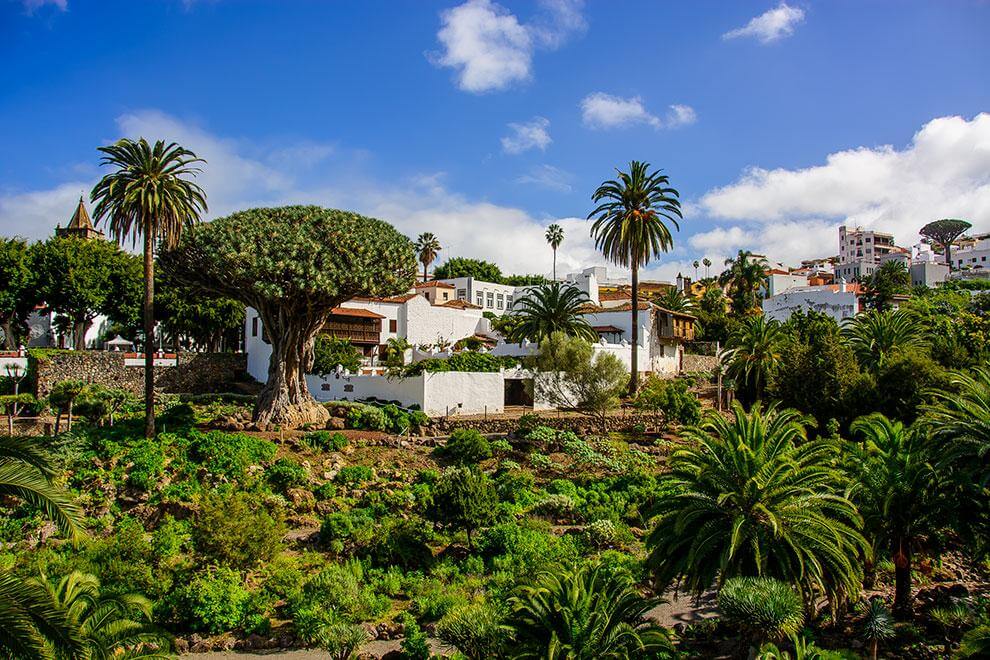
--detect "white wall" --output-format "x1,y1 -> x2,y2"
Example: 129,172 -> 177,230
766,273 -> 810,297
403,295 -> 487,347
762,287 -> 859,323
245,307 -> 271,383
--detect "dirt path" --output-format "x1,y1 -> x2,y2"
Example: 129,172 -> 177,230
192,638 -> 449,659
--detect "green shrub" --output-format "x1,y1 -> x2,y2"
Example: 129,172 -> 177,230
582,519 -> 620,549
634,376 -> 702,431
441,428 -> 492,465
490,438 -> 512,453
125,439 -> 167,490
525,425 -> 557,446
289,561 -> 389,641
529,452 -> 554,471
429,467 -> 498,549
171,566 -> 251,634
405,351 -> 517,375
335,465 -> 374,485
366,516 -> 434,569
718,577 -> 804,645
346,406 -> 386,431
188,429 -> 277,482
516,413 -> 540,434
409,410 -> 429,430
319,509 -> 375,553
313,482 -> 338,501
477,521 -> 580,577
435,602 -> 509,660
151,515 -> 191,561
266,457 -> 308,492
399,613 -> 432,659
320,621 -> 368,660
381,404 -> 411,434
302,431 -> 349,452
193,491 -> 285,569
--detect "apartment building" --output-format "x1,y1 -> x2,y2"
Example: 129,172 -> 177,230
836,226 -> 901,281
951,233 -> 990,273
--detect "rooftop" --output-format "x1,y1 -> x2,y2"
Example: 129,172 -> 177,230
330,307 -> 385,319
415,281 -> 456,289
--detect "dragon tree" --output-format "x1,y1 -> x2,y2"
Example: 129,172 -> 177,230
920,218 -> 971,271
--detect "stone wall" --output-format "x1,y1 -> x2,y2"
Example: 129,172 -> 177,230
31,351 -> 247,397
437,411 -> 656,435
681,353 -> 719,374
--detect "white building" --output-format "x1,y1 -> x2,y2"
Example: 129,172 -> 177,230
437,277 -> 520,315
762,282 -> 863,324
879,250 -> 950,288
765,270 -> 811,297
836,226 -> 903,282
951,233 -> 990,275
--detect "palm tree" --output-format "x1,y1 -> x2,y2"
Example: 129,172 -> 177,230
32,571 -> 172,659
588,161 -> 682,395
692,259 -> 699,279
91,138 -> 207,439
646,402 -> 868,610
545,224 -> 564,280
506,282 -> 598,344
722,315 -> 785,403
414,232 -> 442,283
841,309 -> 927,371
508,562 -> 675,659
849,414 -> 948,618
656,288 -> 694,314
719,250 -> 767,316
0,438 -> 85,657
702,257 -> 712,278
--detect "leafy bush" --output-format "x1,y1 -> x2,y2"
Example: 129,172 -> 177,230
582,519 -> 620,549
289,561 -> 389,641
266,457 -> 308,492
436,602 -> 509,660
125,439 -> 167,490
404,351 -> 518,375
409,410 -> 430,430
429,467 -> 498,549
529,452 -> 554,471
311,334 -> 363,375
400,613 -> 432,659
320,621 -> 368,660
718,577 -> 804,645
634,376 -> 702,431
525,425 -> 557,447
335,465 -> 374,485
302,431 -> 349,452
490,438 -> 512,454
193,491 -> 285,569
151,515 -> 191,562
366,515 -> 434,569
319,509 -> 375,553
188,429 -> 277,482
345,406 -> 386,431
381,404 -> 411,434
171,566 -> 251,634
441,428 -> 492,465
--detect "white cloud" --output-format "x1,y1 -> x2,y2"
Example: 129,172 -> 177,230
21,0 -> 66,13
501,116 -> 552,154
515,164 -> 572,193
723,3 -> 805,44
696,113 -> 990,264
580,93 -> 696,131
430,0 -> 585,93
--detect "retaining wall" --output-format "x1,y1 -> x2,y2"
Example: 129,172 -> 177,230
681,353 -> 719,374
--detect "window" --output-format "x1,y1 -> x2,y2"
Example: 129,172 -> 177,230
497,294 -> 504,310
389,319 -> 397,333
487,292 -> 494,307
476,293 -> 484,306
457,288 -> 466,299
251,317 -> 258,337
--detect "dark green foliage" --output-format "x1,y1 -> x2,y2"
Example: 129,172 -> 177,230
441,428 -> 492,465
505,283 -> 599,343
289,562 -> 389,642
433,257 -> 503,283
302,430 -> 349,452
366,516 -> 434,569
872,349 -> 950,423
125,439 -> 167,490
436,602 -> 509,660
399,613 -> 431,659
429,467 -> 498,548
861,260 -> 910,311
345,405 -> 386,431
169,566 -> 250,634
311,335 -> 364,375
335,465 -> 374,485
188,429 -> 277,481
0,237 -> 40,348
633,376 -> 701,431
718,577 -> 804,646
266,457 -> 308,492
405,350 -> 518,375
380,404 -> 411,434
192,491 -> 285,569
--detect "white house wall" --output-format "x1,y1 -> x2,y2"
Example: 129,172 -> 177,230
762,288 -> 859,323
403,295 -> 488,347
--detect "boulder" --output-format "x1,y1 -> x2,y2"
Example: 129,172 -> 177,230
326,416 -> 346,431
286,488 -> 316,512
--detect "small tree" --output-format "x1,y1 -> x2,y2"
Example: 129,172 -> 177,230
533,332 -> 627,432
861,260 -> 910,311
429,466 -> 497,549
920,218 -> 971,271
0,393 -> 35,436
311,335 -> 364,375
48,380 -> 87,434
0,238 -> 40,349
433,257 -> 503,283
634,376 -> 701,432
160,206 -> 417,428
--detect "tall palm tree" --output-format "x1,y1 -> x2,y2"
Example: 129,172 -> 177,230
91,138 -> 207,439
646,402 -> 868,609
545,224 -> 564,280
722,315 -> 785,403
32,571 -> 172,659
849,414 -> 948,618
719,250 -> 767,316
0,438 -> 85,658
414,232 -> 442,282
841,309 -> 927,371
588,161 -> 682,395
507,283 -> 598,344
508,562 -> 675,659
702,257 -> 712,279
692,259 -> 699,279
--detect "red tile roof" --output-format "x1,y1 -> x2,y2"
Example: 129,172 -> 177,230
591,325 -> 624,333
598,290 -> 631,301
350,294 -> 418,304
415,281 -> 456,289
439,299 -> 483,310
331,307 -> 385,319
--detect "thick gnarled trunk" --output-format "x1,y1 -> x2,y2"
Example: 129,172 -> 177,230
254,306 -> 330,430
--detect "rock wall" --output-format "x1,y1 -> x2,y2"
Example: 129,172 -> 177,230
437,411 -> 657,436
31,351 -> 247,397
681,353 -> 719,374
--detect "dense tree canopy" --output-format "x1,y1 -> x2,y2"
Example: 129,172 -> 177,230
160,206 -> 417,427
433,257 -> 503,283
0,238 -> 40,349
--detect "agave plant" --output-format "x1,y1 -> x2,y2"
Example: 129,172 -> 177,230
841,309 -> 927,371
507,562 -> 675,659
646,402 -> 868,609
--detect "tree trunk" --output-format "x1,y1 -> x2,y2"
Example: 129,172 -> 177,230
54,410 -> 61,435
870,639 -> 878,660
67,400 -> 73,431
254,307 -> 331,430
1,319 -> 16,349
423,262 -> 428,283
944,245 -> 952,272
143,226 -> 156,439
552,249 -> 557,281
629,262 -> 639,396
893,541 -> 913,619
73,317 -> 92,351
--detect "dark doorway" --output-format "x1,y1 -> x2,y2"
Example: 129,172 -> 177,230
504,378 -> 534,407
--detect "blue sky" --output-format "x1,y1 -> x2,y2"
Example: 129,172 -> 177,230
2,0 -> 988,281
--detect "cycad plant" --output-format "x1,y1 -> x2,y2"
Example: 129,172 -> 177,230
646,403 -> 868,609
850,414 -> 949,617
92,138 -> 207,439
507,562 -> 675,659
722,315 -> 785,403
31,571 -> 172,659
588,161 -> 682,394
414,232 -> 442,282
506,282 -> 598,344
545,224 -> 564,280
841,309 -> 926,371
